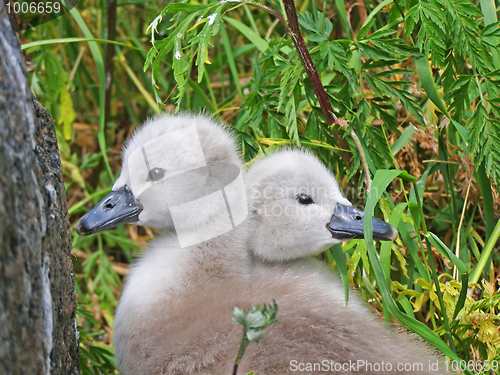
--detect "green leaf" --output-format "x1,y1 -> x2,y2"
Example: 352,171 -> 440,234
334,0 -> 351,38
415,56 -> 449,117
22,37 -> 147,53
58,85 -> 76,141
329,244 -> 349,305
246,329 -> 265,342
246,311 -> 266,328
391,125 -> 415,155
381,203 -> 408,286
161,2 -> 216,15
364,170 -> 464,364
320,41 -> 355,91
470,218 -> 500,283
69,6 -> 113,180
232,307 -> 246,326
358,0 -> 394,40
220,22 -> 243,97
224,17 -> 269,53
426,232 -> 468,274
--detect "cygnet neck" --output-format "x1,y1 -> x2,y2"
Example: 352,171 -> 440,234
154,216 -> 252,289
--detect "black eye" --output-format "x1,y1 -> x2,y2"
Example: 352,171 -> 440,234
297,194 -> 314,205
147,167 -> 166,182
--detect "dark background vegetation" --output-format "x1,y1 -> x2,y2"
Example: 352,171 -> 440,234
14,0 -> 500,373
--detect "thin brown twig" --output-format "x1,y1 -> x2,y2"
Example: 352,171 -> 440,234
283,0 -> 338,126
282,0 -> 373,188
225,0 -> 373,188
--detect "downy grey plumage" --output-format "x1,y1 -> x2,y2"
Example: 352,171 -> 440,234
77,114 -> 449,375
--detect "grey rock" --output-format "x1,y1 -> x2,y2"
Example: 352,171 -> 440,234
0,9 -> 79,375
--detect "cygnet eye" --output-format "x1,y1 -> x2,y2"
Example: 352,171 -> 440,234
297,194 -> 314,205
147,167 -> 166,182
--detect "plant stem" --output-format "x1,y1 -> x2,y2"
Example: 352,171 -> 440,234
281,0 -> 375,182
282,0 -> 337,126
68,187 -> 113,215
470,218 -> 500,284
232,1 -> 351,160
230,0 -> 375,185
232,338 -> 250,375
338,118 -> 372,190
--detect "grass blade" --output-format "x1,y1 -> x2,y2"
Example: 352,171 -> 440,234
380,203 -> 407,286
22,38 -> 146,53
357,0 -> 394,40
364,170 -> 466,367
390,125 -> 414,155
220,22 -> 243,97
426,232 -> 468,275
470,218 -> 500,283
117,50 -> 160,114
329,244 -> 350,305
480,0 -> 500,69
334,0 -> 351,39
69,7 -> 114,180
224,17 -> 269,53
477,163 -> 495,241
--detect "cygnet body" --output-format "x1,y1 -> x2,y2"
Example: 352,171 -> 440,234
77,114 -> 448,374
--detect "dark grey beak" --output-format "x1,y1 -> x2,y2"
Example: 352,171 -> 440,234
326,204 -> 397,241
76,185 -> 142,236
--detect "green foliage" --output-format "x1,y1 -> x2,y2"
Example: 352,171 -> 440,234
405,0 -> 500,185
77,307 -> 117,375
143,0 -> 500,369
233,300 -> 278,342
20,0 -> 500,373
232,300 -> 278,373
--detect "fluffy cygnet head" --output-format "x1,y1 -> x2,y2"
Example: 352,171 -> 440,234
247,149 -> 397,262
76,113 -> 246,241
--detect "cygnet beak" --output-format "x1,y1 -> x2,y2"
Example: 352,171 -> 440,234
326,204 -> 398,241
76,185 -> 142,236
